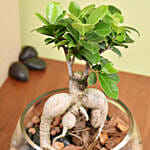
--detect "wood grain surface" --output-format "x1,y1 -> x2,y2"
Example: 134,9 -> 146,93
0,59 -> 149,150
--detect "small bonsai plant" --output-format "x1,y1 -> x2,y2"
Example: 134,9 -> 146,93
34,1 -> 139,149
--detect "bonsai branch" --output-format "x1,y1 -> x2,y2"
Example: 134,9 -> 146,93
83,62 -> 90,78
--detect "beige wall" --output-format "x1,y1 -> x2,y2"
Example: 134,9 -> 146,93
19,0 -> 150,76
0,0 -> 21,86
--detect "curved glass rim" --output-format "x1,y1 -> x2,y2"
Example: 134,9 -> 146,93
20,88 -> 134,150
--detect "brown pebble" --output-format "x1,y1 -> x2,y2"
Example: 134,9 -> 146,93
55,127 -> 61,133
10,147 -> 17,150
51,129 -> 56,136
50,124 -> 54,129
59,123 -> 63,128
28,128 -> 36,135
53,142 -> 64,150
100,148 -> 107,150
53,120 -> 59,127
32,115 -> 40,124
26,121 -> 33,128
63,145 -> 82,150
100,133 -> 109,145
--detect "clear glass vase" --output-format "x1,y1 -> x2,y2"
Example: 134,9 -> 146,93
10,88 -> 143,150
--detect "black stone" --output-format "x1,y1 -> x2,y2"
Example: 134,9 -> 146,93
9,62 -> 29,81
24,58 -> 46,70
19,46 -> 38,62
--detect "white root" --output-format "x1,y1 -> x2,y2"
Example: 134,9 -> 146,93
40,93 -> 72,149
79,106 -> 89,121
82,88 -> 107,109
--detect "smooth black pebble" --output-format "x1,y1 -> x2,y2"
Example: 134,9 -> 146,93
9,62 -> 29,81
19,46 -> 38,62
24,58 -> 46,70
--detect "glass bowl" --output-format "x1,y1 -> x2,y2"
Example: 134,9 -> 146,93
10,88 -> 143,150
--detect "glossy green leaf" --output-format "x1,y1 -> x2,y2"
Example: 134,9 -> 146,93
88,72 -> 97,85
67,13 -> 81,23
116,32 -> 126,42
54,40 -> 68,47
46,1 -> 63,24
108,5 -> 121,14
72,23 -> 94,36
107,73 -> 119,83
111,47 -> 122,57
44,38 -> 55,45
101,63 -> 118,74
79,48 -> 100,64
69,1 -> 81,17
79,4 -> 95,18
112,23 -> 125,34
125,26 -> 140,36
95,22 -> 111,36
103,15 -> 114,25
113,13 -> 124,24
35,13 -> 49,25
124,34 -> 134,43
86,32 -> 104,42
64,33 -> 74,41
56,10 -> 66,22
80,40 -> 99,54
87,5 -> 108,25
66,23 -> 79,41
99,73 -> 119,99
68,41 -> 77,48
33,26 -> 53,36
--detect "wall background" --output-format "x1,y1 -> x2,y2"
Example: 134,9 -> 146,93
0,0 -> 21,86
19,0 -> 150,76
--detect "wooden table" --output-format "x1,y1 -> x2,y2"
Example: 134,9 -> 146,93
0,59 -> 149,150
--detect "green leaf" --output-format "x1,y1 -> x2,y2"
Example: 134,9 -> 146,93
116,32 -> 126,42
101,63 -> 118,74
68,41 -> 77,48
86,32 -> 104,42
95,22 -> 111,36
108,5 -> 121,14
113,13 -> 124,24
125,26 -> 140,36
103,15 -> 114,25
54,40 -> 68,47
80,40 -> 99,54
92,64 -> 101,71
33,26 -> 52,36
124,34 -> 134,43
72,23 -> 95,36
107,73 -> 119,83
88,72 -> 97,85
79,4 -> 95,18
44,38 -> 55,45
69,1 -> 81,17
66,23 -> 79,41
35,13 -> 49,25
56,10 -> 66,22
112,23 -> 125,34
99,73 -> 119,99
87,5 -> 108,25
64,33 -> 74,41
79,48 -> 100,64
67,13 -> 81,23
111,47 -> 122,57
46,1 -> 63,24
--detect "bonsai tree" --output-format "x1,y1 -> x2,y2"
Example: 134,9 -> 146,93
34,1 -> 139,149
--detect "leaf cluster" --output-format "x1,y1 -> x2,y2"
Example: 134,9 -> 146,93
34,1 -> 139,100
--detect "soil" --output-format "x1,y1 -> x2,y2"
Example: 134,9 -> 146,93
25,103 -> 130,150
